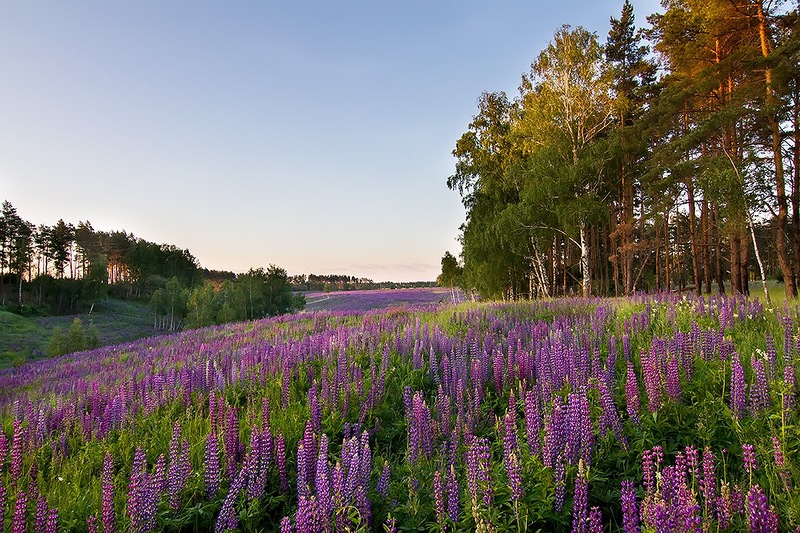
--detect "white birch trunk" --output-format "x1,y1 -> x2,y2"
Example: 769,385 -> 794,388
580,221 -> 591,296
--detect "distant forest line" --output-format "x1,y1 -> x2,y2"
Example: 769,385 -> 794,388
0,200 -> 430,328
443,0 -> 800,302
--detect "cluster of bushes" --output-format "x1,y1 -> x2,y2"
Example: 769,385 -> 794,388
150,266 -> 304,332
47,317 -> 100,356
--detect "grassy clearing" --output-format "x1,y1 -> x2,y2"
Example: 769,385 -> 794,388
0,298 -> 155,368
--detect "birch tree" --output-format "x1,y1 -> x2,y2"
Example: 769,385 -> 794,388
519,25 -> 615,296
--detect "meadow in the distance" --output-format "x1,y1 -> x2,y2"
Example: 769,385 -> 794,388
0,291 -> 798,532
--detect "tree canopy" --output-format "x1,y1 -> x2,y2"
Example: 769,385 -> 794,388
445,0 -> 800,301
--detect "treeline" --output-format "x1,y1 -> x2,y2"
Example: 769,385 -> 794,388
0,200 -> 200,314
289,274 -> 435,292
152,266 -> 304,332
0,201 -> 302,328
445,0 -> 800,301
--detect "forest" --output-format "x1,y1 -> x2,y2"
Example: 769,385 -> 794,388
0,201 -> 302,330
445,0 -> 800,302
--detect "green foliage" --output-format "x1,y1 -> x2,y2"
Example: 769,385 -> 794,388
7,296 -> 800,530
85,320 -> 100,349
47,326 -> 68,357
48,317 -> 91,356
67,317 -> 85,352
438,251 -> 463,288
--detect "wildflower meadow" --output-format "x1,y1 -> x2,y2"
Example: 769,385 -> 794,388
0,293 -> 798,531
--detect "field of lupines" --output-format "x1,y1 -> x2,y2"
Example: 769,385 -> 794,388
0,293 -> 799,532
302,288 -> 461,313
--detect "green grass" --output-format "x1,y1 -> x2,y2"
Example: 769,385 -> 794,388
0,298 -> 156,368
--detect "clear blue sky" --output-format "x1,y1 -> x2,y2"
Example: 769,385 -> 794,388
0,0 -> 661,282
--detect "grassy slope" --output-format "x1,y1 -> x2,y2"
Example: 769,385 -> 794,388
0,298 -> 155,368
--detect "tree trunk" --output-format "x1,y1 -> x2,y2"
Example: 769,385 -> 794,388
621,159 -> 635,295
676,210 -> 684,291
580,221 -> 591,296
702,196 -> 712,294
793,92 -> 800,289
731,235 -> 742,294
739,232 -> 750,296
758,0 -> 796,297
748,210 -> 771,304
713,204 -> 725,294
665,213 -> 671,292
686,179 -> 702,295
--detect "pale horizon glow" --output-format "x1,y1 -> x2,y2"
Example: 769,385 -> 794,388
0,0 -> 662,282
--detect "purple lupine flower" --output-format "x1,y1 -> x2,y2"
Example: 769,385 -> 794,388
625,362 -> 641,425
731,484 -> 745,514
403,386 -> 413,419
506,451 -> 522,505
167,423 -> 185,510
642,352 -> 662,412
13,491 -> 27,533
279,516 -> 293,533
281,365 -> 291,409
127,446 -> 148,533
205,433 -> 221,499
407,391 -> 435,462
700,446 -> 716,520
554,458 -> 567,512
572,460 -> 589,533
587,506 -> 602,533
247,429 -> 266,504
684,445 -> 699,483
642,446 -> 663,494
214,462 -> 248,533
297,442 -> 310,500
596,379 -> 628,450
376,461 -> 390,498
45,508 -> 57,533
150,453 -> 167,507
86,515 -> 99,533
433,470 -> 446,526
743,443 -> 757,483
0,484 -> 6,527
10,419 -> 24,482
750,358 -> 770,416
384,515 -> 398,533
309,384 -> 322,435
784,365 -> 795,418
772,437 -> 791,490
102,452 -> 115,533
731,353 -> 747,419
565,392 -> 588,466
224,406 -> 240,480
300,422 -> 317,491
0,431 -> 8,469
717,481 -> 732,529
524,389 -> 542,458
295,495 -> 321,533
746,484 -> 778,533
620,480 -> 639,533
765,334 -> 777,381
435,386 -> 451,437
468,436 -> 493,509
665,355 -> 681,403
447,464 -> 459,523
277,434 -> 289,494
503,410 -> 518,456
315,434 -> 332,522
35,495 -> 48,533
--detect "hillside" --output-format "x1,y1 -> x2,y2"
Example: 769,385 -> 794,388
0,298 -> 155,367
0,293 -> 797,531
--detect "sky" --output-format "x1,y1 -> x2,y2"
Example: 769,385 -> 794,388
0,0 -> 662,282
